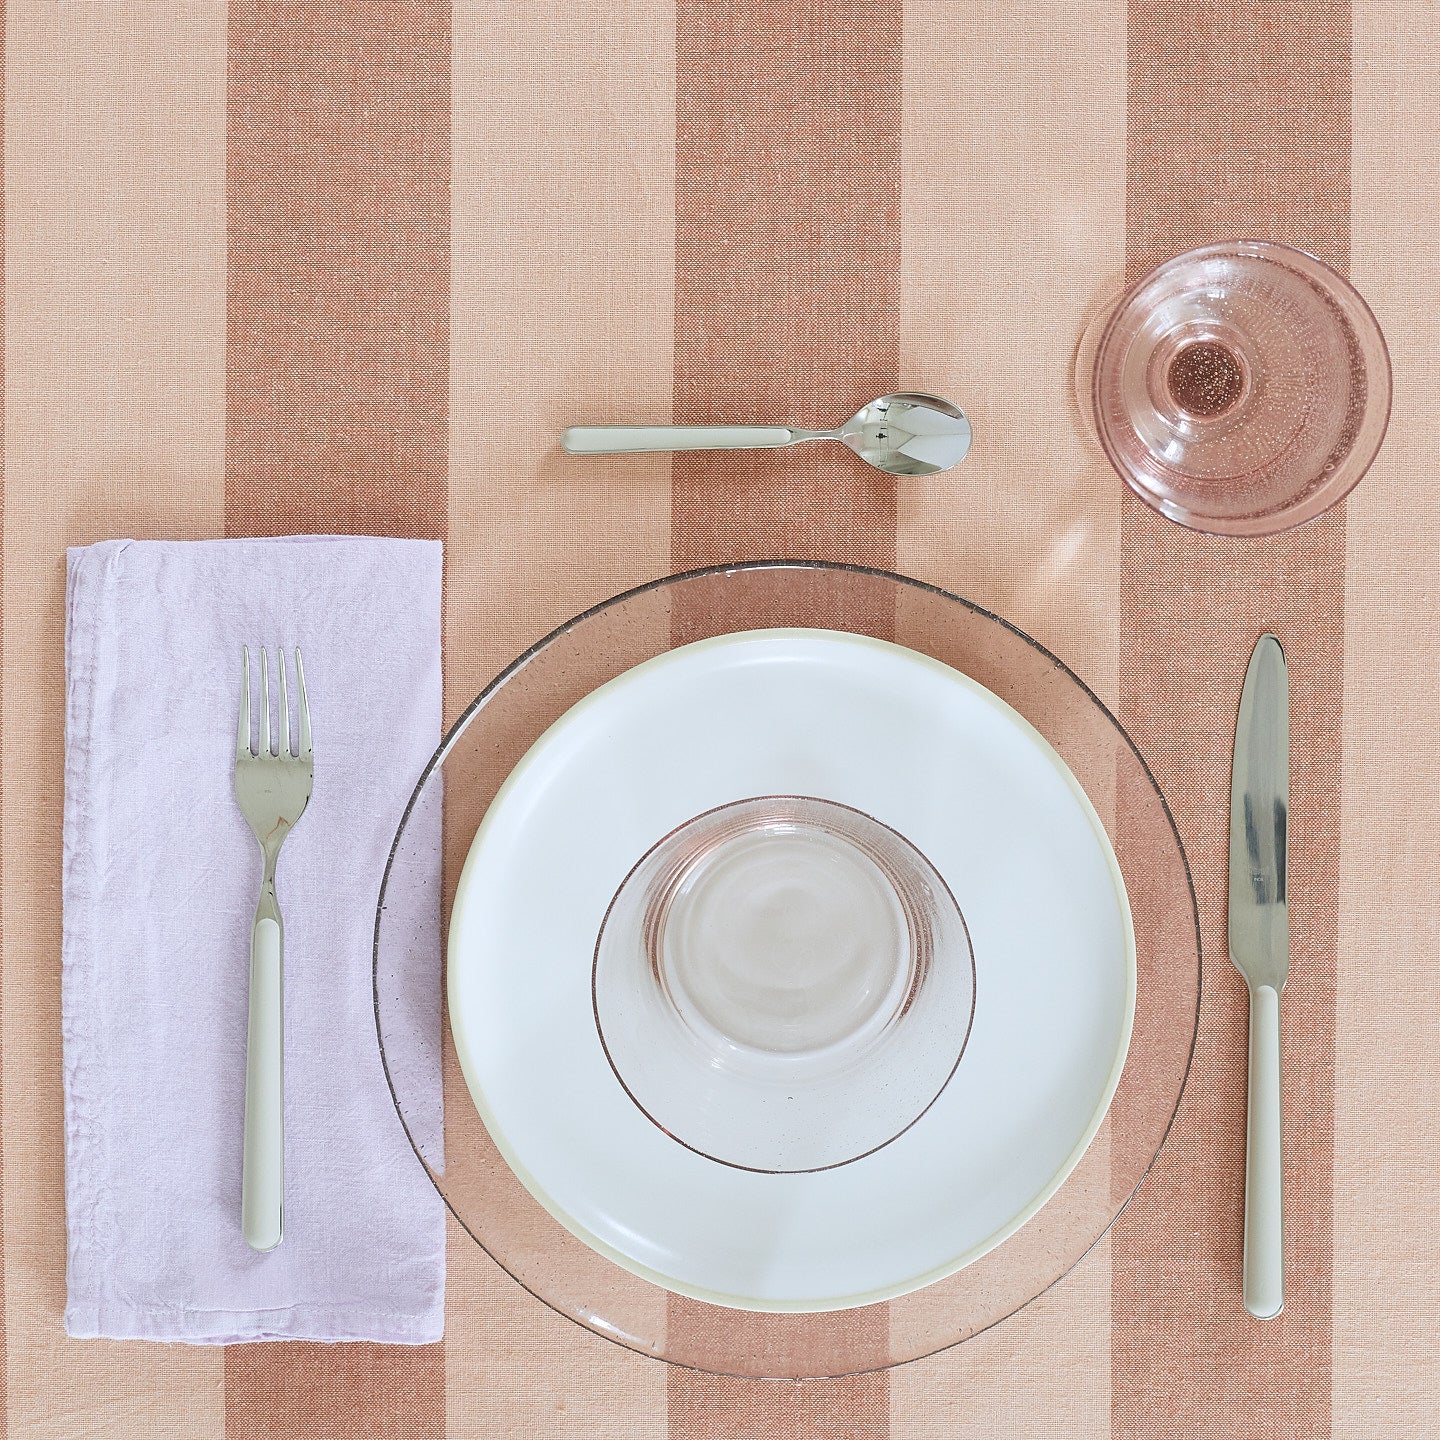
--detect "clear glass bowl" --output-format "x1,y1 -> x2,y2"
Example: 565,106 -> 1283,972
1090,241 -> 1391,535
374,561 -> 1200,1377
594,795 -> 975,1174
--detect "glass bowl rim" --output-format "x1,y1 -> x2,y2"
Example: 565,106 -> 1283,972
1090,238 -> 1394,537
590,789 -> 980,1176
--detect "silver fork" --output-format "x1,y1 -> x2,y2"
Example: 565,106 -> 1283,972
234,646 -> 313,1252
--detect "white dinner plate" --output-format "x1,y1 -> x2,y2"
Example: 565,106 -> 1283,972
448,629 -> 1136,1311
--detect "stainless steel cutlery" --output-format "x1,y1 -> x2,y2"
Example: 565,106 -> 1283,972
221,615 -> 1290,1324
561,393 -> 972,477
1228,633 -> 1289,1319
234,646 -> 313,1252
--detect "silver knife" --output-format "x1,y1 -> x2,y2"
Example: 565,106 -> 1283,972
1228,633 -> 1289,1319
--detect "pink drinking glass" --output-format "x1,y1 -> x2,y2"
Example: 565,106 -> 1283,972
1090,241 -> 1391,536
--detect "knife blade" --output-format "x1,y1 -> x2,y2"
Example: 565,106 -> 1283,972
1228,632 -> 1289,1319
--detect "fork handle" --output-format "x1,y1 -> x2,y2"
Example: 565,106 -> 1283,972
242,915 -> 284,1251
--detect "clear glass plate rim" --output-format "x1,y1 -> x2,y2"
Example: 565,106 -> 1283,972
371,557 -> 1205,1375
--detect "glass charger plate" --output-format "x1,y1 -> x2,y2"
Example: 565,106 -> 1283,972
374,562 -> 1200,1378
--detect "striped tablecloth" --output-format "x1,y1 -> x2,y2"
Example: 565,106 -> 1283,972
1,1 -> 1433,1436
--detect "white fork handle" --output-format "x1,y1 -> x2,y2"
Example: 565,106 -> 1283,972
1244,983 -> 1283,1318
561,425 -> 798,454
242,916 -> 284,1251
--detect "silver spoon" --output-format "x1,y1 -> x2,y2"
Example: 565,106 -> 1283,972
561,393 -> 972,477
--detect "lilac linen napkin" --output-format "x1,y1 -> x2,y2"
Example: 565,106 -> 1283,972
62,537 -> 445,1344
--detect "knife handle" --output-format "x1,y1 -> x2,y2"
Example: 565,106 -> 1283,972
1244,983 -> 1284,1318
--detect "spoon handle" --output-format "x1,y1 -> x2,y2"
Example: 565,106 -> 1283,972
562,425 -> 799,455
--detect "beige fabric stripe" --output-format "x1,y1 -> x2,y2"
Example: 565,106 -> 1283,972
1337,6 -> 1440,1433
895,0 -> 1127,681
669,1372 -> 886,1439
667,0 -> 900,1428
1112,3 -> 1350,1435
2,3 -> 227,1434
223,0 -> 448,1433
443,1234 -> 667,1440
444,0 -> 672,1433
892,0 -> 1125,1423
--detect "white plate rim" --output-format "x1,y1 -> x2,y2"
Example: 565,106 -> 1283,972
447,628 -> 1138,1311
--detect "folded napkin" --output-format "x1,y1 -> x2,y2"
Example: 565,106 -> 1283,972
63,536 -> 445,1344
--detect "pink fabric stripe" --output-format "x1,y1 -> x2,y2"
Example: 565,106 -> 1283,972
223,0 -> 449,1432
667,0 -> 902,1428
1113,1 -> 1350,1433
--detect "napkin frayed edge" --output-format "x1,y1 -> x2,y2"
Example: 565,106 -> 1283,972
65,1300 -> 443,1346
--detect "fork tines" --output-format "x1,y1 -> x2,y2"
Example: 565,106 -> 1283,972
238,646 -> 311,761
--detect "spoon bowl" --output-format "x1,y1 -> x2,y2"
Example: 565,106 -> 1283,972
835,393 -> 972,476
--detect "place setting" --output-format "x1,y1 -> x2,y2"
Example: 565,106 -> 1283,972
61,239 -> 1389,1376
